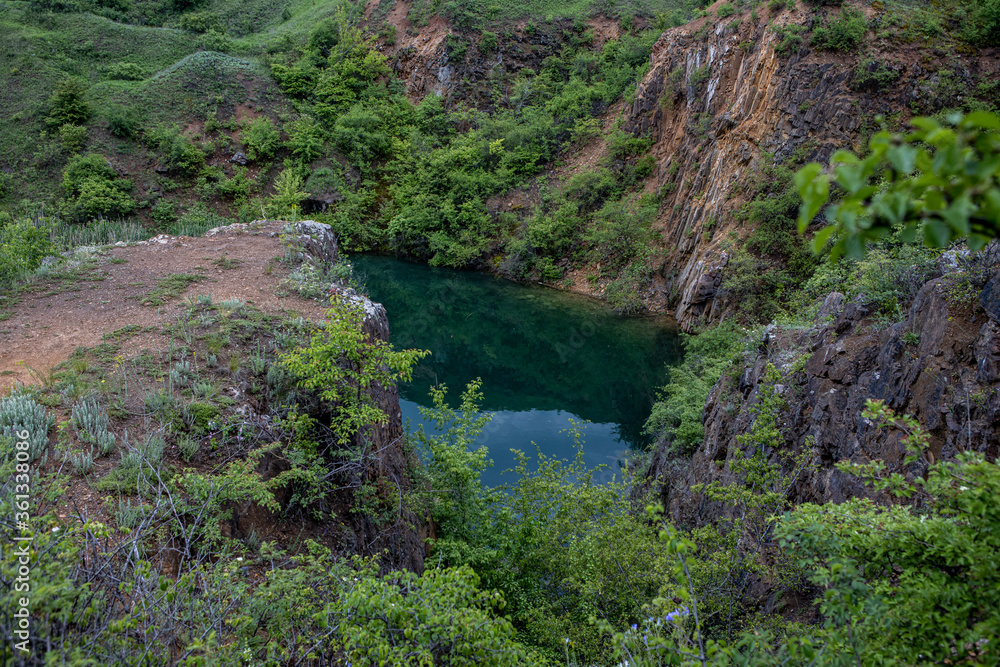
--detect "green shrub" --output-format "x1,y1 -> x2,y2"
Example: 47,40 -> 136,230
240,117 -> 280,161
62,153 -> 135,221
284,117 -> 325,164
59,124 -> 87,152
106,107 -> 142,139
479,31 -> 498,55
45,77 -> 90,128
185,402 -> 219,432
968,0 -> 1000,45
772,24 -> 807,55
150,200 -> 177,224
717,2 -> 736,17
104,62 -> 145,81
178,10 -> 220,33
811,7 -> 867,51
645,320 -> 747,454
149,125 -> 206,175
850,57 -> 901,92
585,196 -> 657,274
0,392 -> 55,463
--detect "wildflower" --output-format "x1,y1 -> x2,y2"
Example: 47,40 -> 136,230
236,557 -> 243,562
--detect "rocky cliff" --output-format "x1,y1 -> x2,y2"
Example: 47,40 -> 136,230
642,268 -> 1000,527
621,3 -> 1000,329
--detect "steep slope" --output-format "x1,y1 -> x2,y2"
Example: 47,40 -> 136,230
619,2 -> 1000,328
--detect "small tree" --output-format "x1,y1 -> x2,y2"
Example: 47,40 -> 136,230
46,77 -> 90,127
269,168 -> 309,218
280,296 -> 429,445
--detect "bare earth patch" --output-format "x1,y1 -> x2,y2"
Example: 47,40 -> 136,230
0,222 -> 328,391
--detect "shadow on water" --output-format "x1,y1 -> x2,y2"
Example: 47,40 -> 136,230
351,254 -> 683,486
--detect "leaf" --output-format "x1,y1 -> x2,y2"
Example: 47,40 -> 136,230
886,145 -> 918,175
924,219 -> 951,247
962,111 -> 1000,130
795,163 -> 829,233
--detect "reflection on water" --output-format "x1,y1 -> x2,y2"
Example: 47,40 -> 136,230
351,254 -> 682,485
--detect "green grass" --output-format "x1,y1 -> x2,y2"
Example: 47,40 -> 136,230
50,218 -> 154,249
141,273 -> 206,306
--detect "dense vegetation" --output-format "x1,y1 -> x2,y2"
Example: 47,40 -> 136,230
3,0 -> 1000,661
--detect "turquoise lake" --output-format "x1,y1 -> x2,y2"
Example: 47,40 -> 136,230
351,254 -> 682,486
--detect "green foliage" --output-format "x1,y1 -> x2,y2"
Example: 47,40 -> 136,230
968,0 -> 1000,45
586,196 -> 657,274
645,320 -> 746,454
284,116 -> 325,164
45,77 -> 90,127
148,124 -> 207,175
104,61 -> 145,80
411,381 -> 493,565
716,2 -> 735,17
796,111 -> 1000,258
723,151 -> 818,322
0,392 -> 55,463
58,123 -> 87,152
479,30 -> 498,54
772,24 -> 807,55
281,296 -> 429,444
811,7 -> 867,51
71,395 -> 116,455
850,57 -> 900,92
482,441 -> 666,660
106,106 -> 143,139
341,566 -> 526,665
240,116 -> 280,161
777,401 -> 1000,665
268,168 -> 309,218
0,219 -> 55,287
61,153 -> 136,221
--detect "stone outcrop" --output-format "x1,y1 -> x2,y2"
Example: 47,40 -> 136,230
620,7 -> 999,329
643,277 -> 1000,528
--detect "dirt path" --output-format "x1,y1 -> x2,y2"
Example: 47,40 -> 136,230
0,222 -> 329,391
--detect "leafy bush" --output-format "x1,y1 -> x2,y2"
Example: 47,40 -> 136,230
796,111 -> 1000,255
106,106 -> 142,139
104,62 -> 145,80
850,57 -> 901,92
240,117 -> 280,161
772,24 -> 807,55
61,153 -> 135,221
148,125 -> 206,175
479,30 -> 498,55
717,2 -> 736,17
645,320 -> 747,454
59,124 -> 87,152
284,116 -> 325,164
0,219 -> 55,287
968,0 -> 1000,45
281,297 -> 429,444
45,77 -> 90,128
340,566 -> 527,664
777,402 -> 1000,665
811,8 -> 867,51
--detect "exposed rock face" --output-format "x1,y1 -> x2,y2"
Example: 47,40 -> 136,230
349,294 -> 426,574
643,279 -> 1000,528
621,12 -> 1000,329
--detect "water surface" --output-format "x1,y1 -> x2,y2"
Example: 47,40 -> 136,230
351,255 -> 682,486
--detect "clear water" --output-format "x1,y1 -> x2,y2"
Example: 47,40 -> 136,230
351,254 -> 682,486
